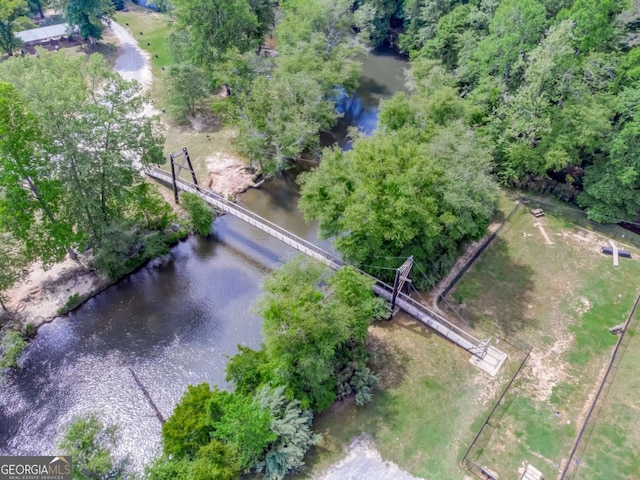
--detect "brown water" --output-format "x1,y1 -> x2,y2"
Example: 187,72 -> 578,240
0,48 -> 408,468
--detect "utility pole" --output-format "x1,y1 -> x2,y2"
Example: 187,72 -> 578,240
169,147 -> 199,203
390,256 -> 414,318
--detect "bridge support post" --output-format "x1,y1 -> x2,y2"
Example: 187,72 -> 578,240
389,256 -> 414,319
169,147 -> 199,204
169,152 -> 179,203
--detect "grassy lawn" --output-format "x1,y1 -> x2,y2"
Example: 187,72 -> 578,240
287,316 -> 523,480
446,204 -> 640,478
115,2 -> 242,182
573,306 -> 640,480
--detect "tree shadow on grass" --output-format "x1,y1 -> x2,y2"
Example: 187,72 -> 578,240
367,329 -> 411,390
448,237 -> 537,337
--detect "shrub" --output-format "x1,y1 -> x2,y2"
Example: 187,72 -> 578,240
0,329 -> 27,372
59,415 -> 128,479
24,323 -> 36,338
181,193 -> 214,237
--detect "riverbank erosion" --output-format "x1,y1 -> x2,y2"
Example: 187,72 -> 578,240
5,255 -> 108,330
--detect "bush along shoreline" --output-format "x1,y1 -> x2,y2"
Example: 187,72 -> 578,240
0,191 -> 216,381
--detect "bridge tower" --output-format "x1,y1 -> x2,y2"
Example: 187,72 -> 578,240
390,256 -> 414,317
169,147 -> 199,203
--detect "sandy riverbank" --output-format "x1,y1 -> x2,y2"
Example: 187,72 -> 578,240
5,255 -> 108,330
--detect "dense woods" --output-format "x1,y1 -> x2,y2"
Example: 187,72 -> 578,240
159,0 -> 640,284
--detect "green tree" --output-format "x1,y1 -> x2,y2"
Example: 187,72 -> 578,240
59,415 -> 126,480
181,193 -> 214,237
490,21 -> 615,181
171,0 -> 260,67
225,345 -> 271,395
230,0 -> 364,176
255,257 -> 388,410
55,0 -> 115,42
162,383 -> 219,459
28,0 -> 46,18
400,0 -> 463,53
0,329 -> 27,373
0,52 -> 166,275
564,0 -> 624,53
299,118 -> 498,285
472,0 -> 547,88
187,441 -> 241,480
0,234 -> 29,311
0,0 -> 29,55
147,442 -> 241,480
353,0 -> 404,47
276,0 -> 364,97
0,82 -> 78,265
580,87 -> 640,222
417,4 -> 472,71
165,62 -> 211,122
254,385 -> 320,480
211,392 -> 276,470
232,74 -> 337,175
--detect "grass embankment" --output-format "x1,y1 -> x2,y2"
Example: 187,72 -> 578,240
447,203 -> 640,478
115,3 -> 238,185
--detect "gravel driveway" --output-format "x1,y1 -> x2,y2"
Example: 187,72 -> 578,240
111,20 -> 153,90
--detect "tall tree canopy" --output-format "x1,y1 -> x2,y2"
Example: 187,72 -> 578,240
230,0 -> 365,176
0,51 -> 168,276
378,0 -> 640,222
0,82 -> 76,264
171,0 -> 264,67
0,0 -> 32,54
55,0 -> 115,41
250,257 -> 388,411
299,64 -> 499,285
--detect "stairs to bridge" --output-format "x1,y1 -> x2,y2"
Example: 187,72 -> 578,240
146,166 -> 506,369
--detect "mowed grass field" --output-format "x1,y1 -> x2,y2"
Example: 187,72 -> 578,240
115,2 -> 239,181
446,202 -> 640,479
573,306 -> 640,480
291,317 -> 523,480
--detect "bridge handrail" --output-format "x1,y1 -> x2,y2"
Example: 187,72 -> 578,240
147,166 -> 344,262
397,291 -> 480,344
147,166 -> 482,349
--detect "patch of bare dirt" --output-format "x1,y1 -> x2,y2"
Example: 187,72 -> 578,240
520,333 -> 574,401
205,153 -> 257,198
6,254 -> 109,330
574,296 -> 592,316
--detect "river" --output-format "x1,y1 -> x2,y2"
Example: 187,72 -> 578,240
0,48 -> 408,468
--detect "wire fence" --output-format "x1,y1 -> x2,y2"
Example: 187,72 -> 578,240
437,199 -> 523,302
461,344 -> 532,480
436,195 -> 640,480
560,291 -> 640,479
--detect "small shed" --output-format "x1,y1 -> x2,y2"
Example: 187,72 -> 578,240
15,23 -> 74,45
530,208 -> 545,218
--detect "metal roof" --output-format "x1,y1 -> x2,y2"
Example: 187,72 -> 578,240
15,23 -> 71,44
